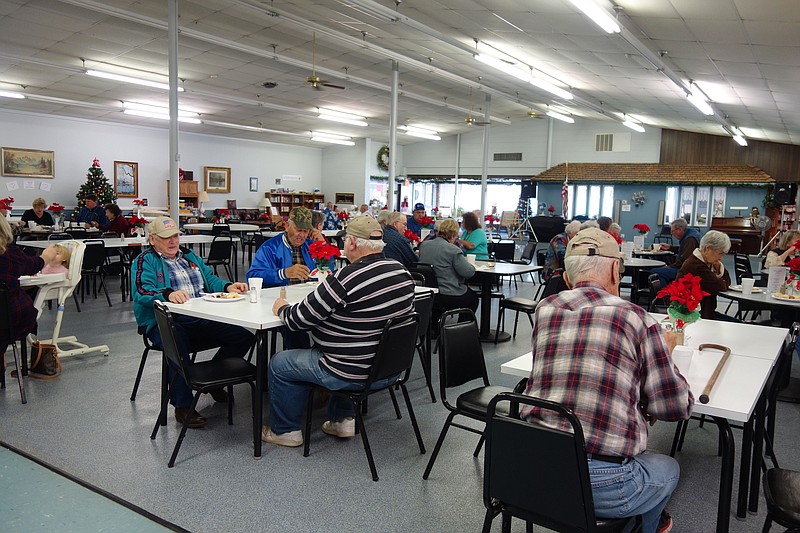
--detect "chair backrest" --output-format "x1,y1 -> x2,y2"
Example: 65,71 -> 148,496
408,263 -> 439,288
536,249 -> 547,268
81,239 -> 107,270
153,301 -> 190,380
65,228 -> 89,239
365,313 -> 419,385
208,236 -> 233,261
647,273 -> 666,312
733,253 -> 753,284
0,282 -> 13,335
100,232 -> 119,239
48,232 -> 72,240
211,223 -> 231,236
438,309 -> 490,398
409,271 -> 426,287
33,241 -> 85,308
493,240 -> 516,262
412,290 -> 434,340
540,270 -> 568,299
519,242 -> 536,263
484,392 -> 597,532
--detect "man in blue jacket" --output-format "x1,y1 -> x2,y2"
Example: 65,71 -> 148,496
132,217 -> 253,429
75,194 -> 109,227
247,207 -> 318,286
652,218 -> 701,289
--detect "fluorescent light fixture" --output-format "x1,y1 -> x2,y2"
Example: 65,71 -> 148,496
567,0 -> 621,33
317,107 -> 368,127
86,69 -> 183,92
492,12 -> 524,33
311,131 -> 355,146
475,52 -> 573,100
399,125 -> 441,141
546,110 -> 575,123
732,134 -> 747,147
530,76 -> 573,100
0,90 -> 24,99
686,84 -> 714,116
122,101 -> 200,124
339,0 -> 399,22
622,118 -> 645,133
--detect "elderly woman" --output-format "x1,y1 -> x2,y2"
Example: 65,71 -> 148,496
764,230 -> 800,268
0,214 -> 57,359
418,218 -> 478,313
676,230 -> 732,320
544,220 -> 582,280
20,197 -> 54,227
460,211 -> 488,257
382,211 -> 418,267
95,204 -> 131,237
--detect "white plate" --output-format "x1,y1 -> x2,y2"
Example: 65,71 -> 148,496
202,293 -> 245,302
729,285 -> 763,293
772,292 -> 800,301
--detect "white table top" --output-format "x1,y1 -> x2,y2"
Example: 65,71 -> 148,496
18,235 -> 215,249
624,258 -> 665,268
720,289 -> 800,309
183,223 -> 259,232
473,262 -> 542,276
261,230 -> 340,238
19,273 -> 66,287
633,250 -> 673,257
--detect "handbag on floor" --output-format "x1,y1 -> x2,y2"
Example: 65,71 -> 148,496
29,340 -> 62,379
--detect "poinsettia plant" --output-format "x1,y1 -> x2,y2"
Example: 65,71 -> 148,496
548,205 -> 555,213
656,273 -> 709,329
0,196 -> 14,211
633,223 -> 651,235
132,199 -> 146,206
128,215 -> 148,228
338,211 -> 350,221
788,256 -> 800,273
404,228 -> 420,243
784,257 -> 800,292
484,214 -> 497,224
47,202 -> 65,213
308,241 -> 340,271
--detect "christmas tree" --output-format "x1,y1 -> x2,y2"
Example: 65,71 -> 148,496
75,158 -> 116,214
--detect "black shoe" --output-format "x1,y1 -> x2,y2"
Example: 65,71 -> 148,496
656,511 -> 673,533
174,407 -> 207,428
208,388 -> 229,403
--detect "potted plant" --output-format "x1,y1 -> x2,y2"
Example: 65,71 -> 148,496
656,273 -> 709,344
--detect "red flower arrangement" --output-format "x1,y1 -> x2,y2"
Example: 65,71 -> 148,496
484,214 -> 497,224
419,216 -> 435,228
0,196 -> 14,211
548,205 -> 555,213
338,211 -> 350,221
309,241 -> 341,271
633,223 -> 651,235
656,273 -> 709,329
259,212 -> 272,221
128,215 -> 148,228
404,229 -> 420,243
217,209 -> 230,217
785,257 -> 800,292
47,202 -> 65,213
787,257 -> 800,272
132,199 -> 146,206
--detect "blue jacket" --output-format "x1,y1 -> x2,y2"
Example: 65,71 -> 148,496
132,247 -> 230,335
247,233 -> 318,287
406,215 -> 424,237
383,225 -> 418,267
75,205 -> 109,226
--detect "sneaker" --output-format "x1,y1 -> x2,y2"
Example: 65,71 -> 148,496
261,426 -> 303,447
322,417 -> 356,438
656,511 -> 673,533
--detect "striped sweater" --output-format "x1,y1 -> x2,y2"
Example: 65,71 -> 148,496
278,252 -> 414,382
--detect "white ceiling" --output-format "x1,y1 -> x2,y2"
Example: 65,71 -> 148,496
0,0 -> 798,148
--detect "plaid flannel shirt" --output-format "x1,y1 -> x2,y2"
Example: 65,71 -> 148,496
523,281 -> 694,458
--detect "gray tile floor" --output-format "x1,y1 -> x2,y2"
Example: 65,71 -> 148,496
1,251 -> 799,532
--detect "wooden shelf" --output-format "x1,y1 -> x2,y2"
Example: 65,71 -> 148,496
167,180 -> 199,211
268,191 -> 324,217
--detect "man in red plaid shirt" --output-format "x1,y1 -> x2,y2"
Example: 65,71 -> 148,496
524,228 -> 694,533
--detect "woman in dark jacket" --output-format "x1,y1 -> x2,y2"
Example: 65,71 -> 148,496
677,230 -> 731,320
96,204 -> 131,237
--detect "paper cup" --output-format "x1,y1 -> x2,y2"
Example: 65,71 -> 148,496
652,243 -> 660,251
247,278 -> 263,300
741,278 -> 755,295
672,346 -> 694,376
28,220 -> 37,229
465,254 -> 476,265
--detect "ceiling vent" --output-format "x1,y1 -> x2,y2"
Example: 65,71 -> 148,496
493,152 -> 522,162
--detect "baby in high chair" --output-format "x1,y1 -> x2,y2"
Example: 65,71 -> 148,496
40,244 -> 71,276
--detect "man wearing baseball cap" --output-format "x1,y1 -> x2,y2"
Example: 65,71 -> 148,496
247,206 -> 322,287
406,202 -> 427,237
132,217 -> 253,429
521,228 -> 693,533
262,215 -> 414,447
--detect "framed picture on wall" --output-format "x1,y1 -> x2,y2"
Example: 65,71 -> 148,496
2,147 -> 54,178
205,166 -> 231,193
114,161 -> 138,197
249,177 -> 258,192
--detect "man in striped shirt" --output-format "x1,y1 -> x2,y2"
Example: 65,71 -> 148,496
262,216 -> 415,447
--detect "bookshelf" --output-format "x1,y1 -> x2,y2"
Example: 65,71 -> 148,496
268,191 -> 325,217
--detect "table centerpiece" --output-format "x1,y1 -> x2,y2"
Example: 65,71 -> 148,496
656,273 -> 708,344
308,240 -> 340,282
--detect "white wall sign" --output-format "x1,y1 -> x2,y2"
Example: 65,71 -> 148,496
622,204 -> 631,212
282,174 -> 302,182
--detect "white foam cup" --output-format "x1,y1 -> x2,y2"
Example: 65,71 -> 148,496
465,254 -> 476,265
741,278 -> 755,295
672,345 -> 694,376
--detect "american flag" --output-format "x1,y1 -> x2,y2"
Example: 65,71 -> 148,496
561,177 -> 569,217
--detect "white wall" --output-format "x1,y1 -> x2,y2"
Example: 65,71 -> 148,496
0,109 -> 322,211
320,138 -> 368,206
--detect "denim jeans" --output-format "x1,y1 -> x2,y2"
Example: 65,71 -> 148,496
589,452 -> 680,533
147,315 -> 255,408
651,266 -> 678,291
268,347 -> 399,434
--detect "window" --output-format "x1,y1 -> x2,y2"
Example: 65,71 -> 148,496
566,184 -> 615,219
665,186 -> 727,226
665,186 -> 679,224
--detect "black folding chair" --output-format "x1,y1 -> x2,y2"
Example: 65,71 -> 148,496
79,239 -> 112,307
412,289 -> 436,402
206,236 -> 234,280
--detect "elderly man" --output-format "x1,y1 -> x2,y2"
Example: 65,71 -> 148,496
262,216 -> 415,447
75,194 -> 109,227
247,207 -> 318,286
406,202 -> 427,237
132,217 -> 253,428
382,211 -> 418,267
322,202 -> 339,230
653,218 -> 701,288
543,219 -> 581,280
524,228 -> 693,533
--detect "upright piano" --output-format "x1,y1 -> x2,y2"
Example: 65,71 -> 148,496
709,217 -> 762,254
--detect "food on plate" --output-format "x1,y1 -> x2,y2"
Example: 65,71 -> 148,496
210,292 -> 239,299
774,292 -> 800,300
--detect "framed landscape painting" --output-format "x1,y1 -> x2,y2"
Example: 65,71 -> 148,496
114,160 -> 138,197
205,166 -> 231,193
2,147 -> 55,178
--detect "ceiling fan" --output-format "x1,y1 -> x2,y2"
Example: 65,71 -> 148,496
449,88 -> 490,126
527,110 -> 546,119
305,33 -> 345,91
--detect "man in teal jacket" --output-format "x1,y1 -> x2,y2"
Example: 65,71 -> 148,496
132,217 -> 253,429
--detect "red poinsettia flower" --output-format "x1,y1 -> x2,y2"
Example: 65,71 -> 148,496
633,223 -> 651,234
656,273 -> 710,313
132,199 -> 146,206
127,215 -> 148,228
787,256 -> 800,273
217,209 -> 230,217
47,202 -> 65,213
338,211 -> 350,220
309,241 -> 341,261
484,214 -> 497,224
548,205 -> 555,212
419,216 -> 435,228
0,196 -> 14,211
404,229 -> 420,243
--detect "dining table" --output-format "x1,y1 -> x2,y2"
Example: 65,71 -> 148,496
17,234 -> 215,250
182,222 -> 260,233
622,257 -> 665,300
500,315 -> 788,533
164,282 -> 438,458
472,260 -> 543,342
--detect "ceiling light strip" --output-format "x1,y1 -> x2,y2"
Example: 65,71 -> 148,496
622,118 -> 645,133
86,69 -> 183,92
567,0 -> 621,33
0,90 -> 25,99
546,110 -> 575,124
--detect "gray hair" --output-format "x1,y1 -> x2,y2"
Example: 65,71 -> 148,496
610,223 -> 621,233
385,211 -> 405,226
700,230 -> 731,254
565,220 -> 582,236
564,254 -> 616,285
580,220 -> 599,231
671,218 -> 688,231
376,210 -> 392,226
349,234 -> 385,253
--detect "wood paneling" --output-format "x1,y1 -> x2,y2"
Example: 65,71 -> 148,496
660,129 -> 800,182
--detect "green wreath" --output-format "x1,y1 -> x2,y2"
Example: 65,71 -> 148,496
377,145 -> 389,172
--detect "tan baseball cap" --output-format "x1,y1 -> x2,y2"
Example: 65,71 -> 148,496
347,215 -> 383,240
565,227 -> 625,273
147,216 -> 180,238
288,207 -> 313,230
